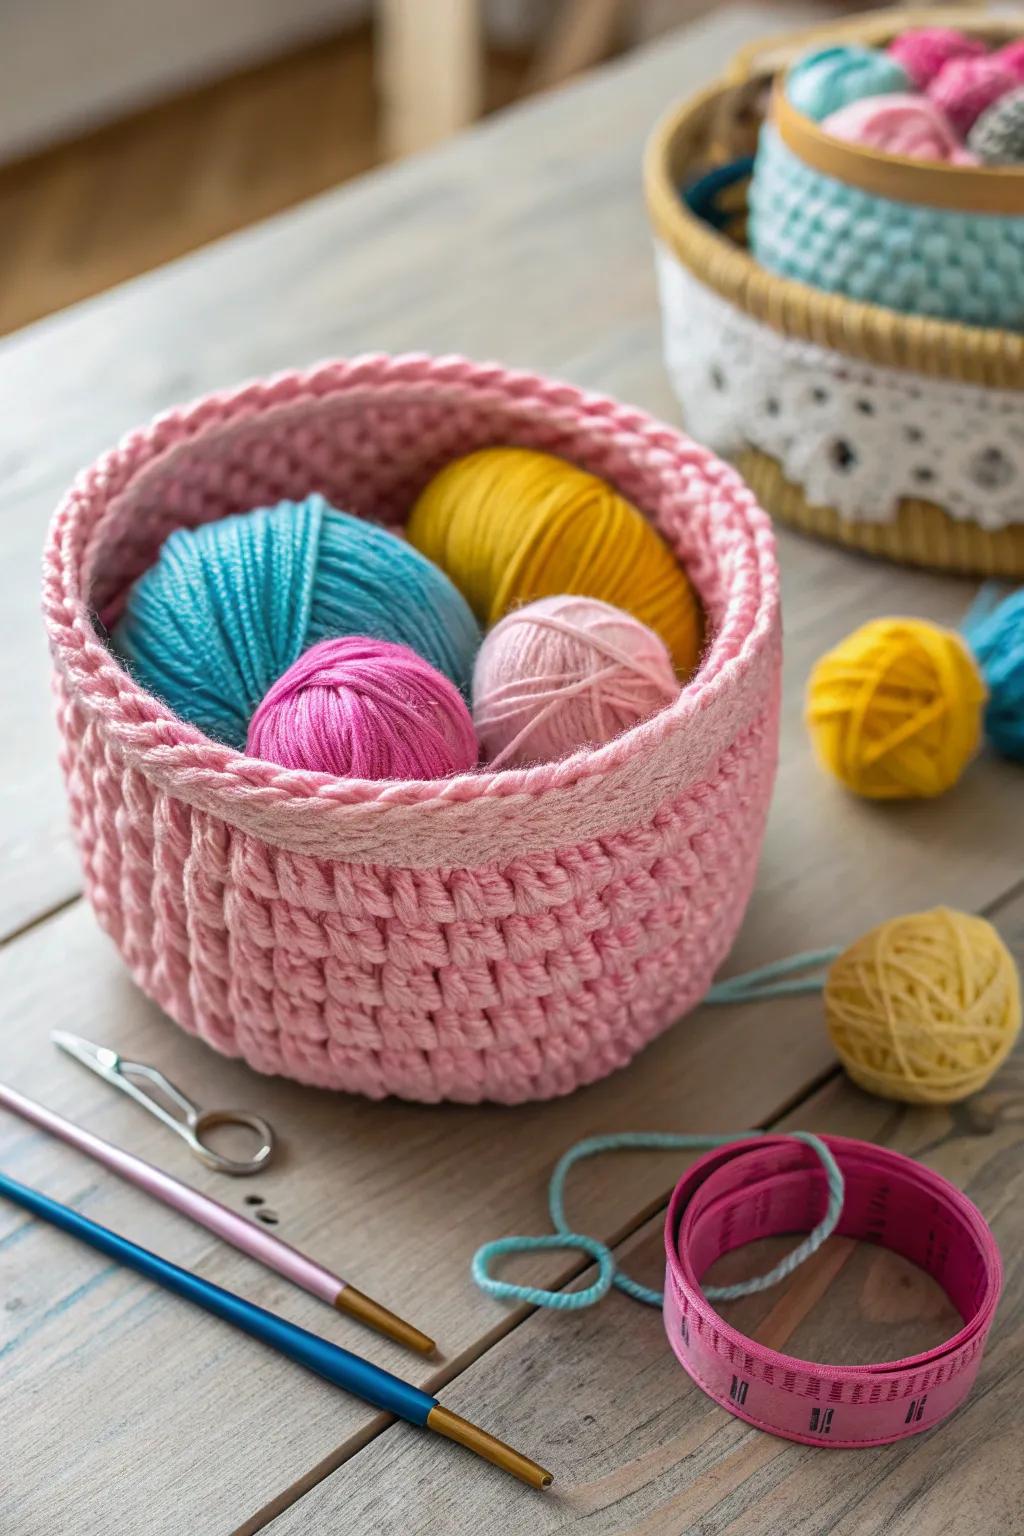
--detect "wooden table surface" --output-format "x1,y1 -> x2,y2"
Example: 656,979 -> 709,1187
2,9 -> 1022,1534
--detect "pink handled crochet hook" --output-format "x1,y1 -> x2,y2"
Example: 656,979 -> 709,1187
0,1080 -> 435,1356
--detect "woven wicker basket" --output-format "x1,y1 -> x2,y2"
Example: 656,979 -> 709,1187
44,354 -> 780,1105
645,7 -> 1024,578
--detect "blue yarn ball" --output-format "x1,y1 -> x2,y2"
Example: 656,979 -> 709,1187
786,45 -> 910,122
964,588 -> 1024,762
112,494 -> 482,749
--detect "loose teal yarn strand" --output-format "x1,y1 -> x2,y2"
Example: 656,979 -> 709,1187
472,1132 -> 844,1312
704,948 -> 841,1004
473,955 -> 847,1310
112,495 -> 481,750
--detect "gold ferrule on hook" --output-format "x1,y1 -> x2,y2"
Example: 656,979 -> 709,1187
427,1404 -> 553,1489
334,1284 -> 436,1357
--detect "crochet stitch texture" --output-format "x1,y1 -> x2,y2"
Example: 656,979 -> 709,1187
44,354 -> 781,1103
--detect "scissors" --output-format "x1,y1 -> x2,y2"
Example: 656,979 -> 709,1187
51,1031 -> 274,1176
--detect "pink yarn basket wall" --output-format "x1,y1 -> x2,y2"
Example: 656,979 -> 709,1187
43,354 -> 781,1105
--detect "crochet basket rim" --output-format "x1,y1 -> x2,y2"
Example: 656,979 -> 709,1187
43,352 -> 779,826
644,42 -> 1024,390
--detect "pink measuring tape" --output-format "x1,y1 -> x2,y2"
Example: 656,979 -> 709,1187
664,1135 -> 1002,1447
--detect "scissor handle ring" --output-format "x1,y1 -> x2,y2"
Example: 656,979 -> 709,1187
189,1110 -> 275,1176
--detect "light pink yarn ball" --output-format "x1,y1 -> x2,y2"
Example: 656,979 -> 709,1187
246,636 -> 479,780
472,595 -> 681,769
822,93 -> 977,163
928,54 -> 1017,135
887,27 -> 986,90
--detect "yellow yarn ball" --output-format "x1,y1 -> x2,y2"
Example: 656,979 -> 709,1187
806,617 -> 986,799
825,908 -> 1021,1105
407,447 -> 702,678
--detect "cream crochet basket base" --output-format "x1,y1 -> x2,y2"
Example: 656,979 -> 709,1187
44,355 -> 781,1105
646,7 -> 1024,579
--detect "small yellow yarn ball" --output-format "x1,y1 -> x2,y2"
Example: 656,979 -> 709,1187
806,617 -> 986,799
825,907 -> 1021,1105
407,447 -> 703,678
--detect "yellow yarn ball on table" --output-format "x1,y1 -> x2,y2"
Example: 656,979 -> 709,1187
825,908 -> 1021,1105
406,447 -> 703,678
806,617 -> 986,799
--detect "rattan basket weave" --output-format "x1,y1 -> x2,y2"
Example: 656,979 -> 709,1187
645,7 -> 1024,578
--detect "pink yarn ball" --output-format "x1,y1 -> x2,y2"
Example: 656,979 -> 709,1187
928,54 -> 1017,135
822,93 -> 976,163
246,636 -> 479,780
472,595 -> 681,769
887,27 -> 986,90
996,40 -> 1024,85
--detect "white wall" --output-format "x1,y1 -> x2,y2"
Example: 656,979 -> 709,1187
0,0 -> 367,161
0,0 -> 552,164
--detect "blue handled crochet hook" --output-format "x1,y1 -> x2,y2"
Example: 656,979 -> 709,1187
0,1170 -> 551,1489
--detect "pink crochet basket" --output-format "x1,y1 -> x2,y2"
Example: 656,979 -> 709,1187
44,354 -> 781,1104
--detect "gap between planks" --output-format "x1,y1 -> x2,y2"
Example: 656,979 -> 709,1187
6,789 -> 1021,1525
0,892 -> 81,952
231,871 -> 1024,1534
231,1073 -> 850,1534
230,1067 -> 857,1533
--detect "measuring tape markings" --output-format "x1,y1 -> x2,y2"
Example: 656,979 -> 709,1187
663,1136 -> 1001,1447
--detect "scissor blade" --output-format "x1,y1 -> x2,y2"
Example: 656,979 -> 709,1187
51,1030 -> 121,1079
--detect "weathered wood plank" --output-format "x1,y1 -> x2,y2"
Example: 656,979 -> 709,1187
0,895 -> 835,1536
1,8 -> 1021,1536
264,894 -> 1024,1536
2,747 -> 1020,1532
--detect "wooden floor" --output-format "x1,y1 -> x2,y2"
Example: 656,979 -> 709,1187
1,7 -> 1020,1533
0,28 -> 527,337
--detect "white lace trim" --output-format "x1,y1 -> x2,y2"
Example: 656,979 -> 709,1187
655,243 -> 1024,531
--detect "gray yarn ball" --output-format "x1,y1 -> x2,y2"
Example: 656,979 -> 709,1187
968,85 -> 1024,164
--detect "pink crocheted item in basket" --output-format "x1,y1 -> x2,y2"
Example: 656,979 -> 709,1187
44,354 -> 781,1104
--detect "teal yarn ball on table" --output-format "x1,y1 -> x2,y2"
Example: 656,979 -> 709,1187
111,494 -> 482,750
964,587 -> 1024,762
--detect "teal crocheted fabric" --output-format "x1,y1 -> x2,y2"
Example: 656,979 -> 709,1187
750,125 -> 1024,330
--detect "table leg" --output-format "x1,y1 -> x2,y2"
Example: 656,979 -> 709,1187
526,0 -> 630,92
377,0 -> 484,157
